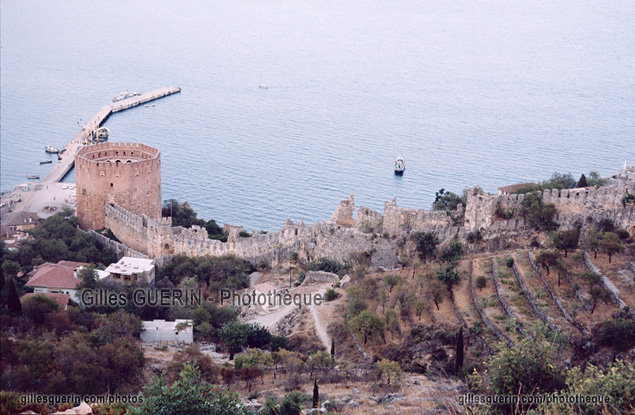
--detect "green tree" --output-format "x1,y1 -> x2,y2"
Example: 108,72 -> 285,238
6,277 -> 22,314
586,171 -> 608,187
600,232 -> 624,263
376,358 -> 402,385
521,191 -> 558,231
76,264 -> 101,291
413,299 -> 426,320
583,230 -> 601,259
440,239 -> 463,265
469,324 -> 566,412
535,250 -> 559,276
347,310 -> 385,345
432,188 -> 466,212
346,298 -> 368,320
22,295 -> 59,325
383,274 -> 400,293
475,275 -> 487,291
1,260 -> 20,280
436,265 -> 461,290
428,278 -> 445,310
133,364 -> 248,415
549,228 -> 579,258
219,320 -> 250,360
540,172 -> 577,190
581,271 -> 608,314
577,174 -> 588,188
413,232 -> 439,263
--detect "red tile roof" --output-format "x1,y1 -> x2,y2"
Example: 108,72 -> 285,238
57,260 -> 88,268
25,264 -> 79,290
21,292 -> 71,309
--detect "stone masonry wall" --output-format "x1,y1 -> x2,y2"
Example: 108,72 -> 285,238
76,142 -> 161,230
105,169 -> 635,268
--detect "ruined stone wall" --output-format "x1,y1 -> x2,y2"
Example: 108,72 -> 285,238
329,195 -> 356,227
464,182 -> 635,231
76,142 -> 161,230
354,205 -> 383,233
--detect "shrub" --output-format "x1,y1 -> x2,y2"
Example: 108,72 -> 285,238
505,257 -> 514,268
616,229 -> 630,240
238,230 -> 252,238
475,275 -> 487,291
468,324 -> 566,413
596,319 -> 635,353
466,229 -> 483,243
324,288 -> 339,301
539,360 -> 635,415
307,258 -> 349,276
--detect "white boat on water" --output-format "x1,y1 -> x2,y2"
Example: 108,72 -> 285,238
258,84 -> 269,89
112,91 -> 141,102
394,154 -> 405,175
45,144 -> 60,153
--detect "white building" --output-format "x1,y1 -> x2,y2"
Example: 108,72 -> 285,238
140,319 -> 193,344
104,257 -> 155,285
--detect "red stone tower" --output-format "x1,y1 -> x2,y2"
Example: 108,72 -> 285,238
75,142 -> 161,230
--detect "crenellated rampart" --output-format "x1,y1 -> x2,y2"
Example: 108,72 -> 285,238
103,168 -> 635,267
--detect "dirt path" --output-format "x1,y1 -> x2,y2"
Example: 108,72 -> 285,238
309,304 -> 331,351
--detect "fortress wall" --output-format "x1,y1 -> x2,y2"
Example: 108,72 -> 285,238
381,199 -> 454,235
89,230 -> 150,260
355,205 -> 384,233
104,180 -> 634,268
464,183 -> 635,230
105,203 -> 149,254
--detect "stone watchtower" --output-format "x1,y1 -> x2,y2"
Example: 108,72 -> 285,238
75,142 -> 162,230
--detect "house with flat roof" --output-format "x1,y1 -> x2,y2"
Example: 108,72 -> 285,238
140,319 -> 193,344
104,257 -> 155,285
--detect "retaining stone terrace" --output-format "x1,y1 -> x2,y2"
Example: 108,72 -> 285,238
491,260 -> 528,338
583,252 -> 635,320
469,261 -> 514,348
511,261 -> 560,333
527,252 -> 589,336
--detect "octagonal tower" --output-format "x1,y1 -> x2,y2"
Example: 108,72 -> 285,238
75,142 -> 161,230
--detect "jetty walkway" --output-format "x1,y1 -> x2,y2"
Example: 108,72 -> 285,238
45,86 -> 181,183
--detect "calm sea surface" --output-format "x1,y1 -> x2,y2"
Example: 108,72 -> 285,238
2,0 -> 634,231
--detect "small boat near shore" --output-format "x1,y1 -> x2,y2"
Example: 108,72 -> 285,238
26,173 -> 40,180
40,160 -> 52,164
112,91 -> 141,102
394,154 -> 405,175
45,144 -> 60,153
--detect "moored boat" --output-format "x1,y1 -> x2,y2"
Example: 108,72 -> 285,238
45,144 -> 60,153
394,154 -> 405,175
